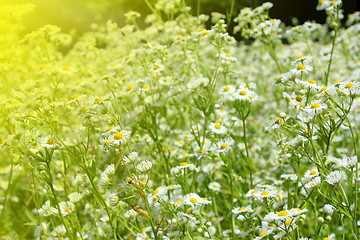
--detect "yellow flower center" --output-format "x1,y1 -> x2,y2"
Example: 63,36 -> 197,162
259,231 -> 267,237
320,86 -> 328,92
152,190 -> 159,195
198,149 -> 206,153
176,200 -> 183,205
311,103 -> 320,109
330,1 -> 336,6
47,138 -> 56,145
307,79 -> 316,84
39,64 -> 46,70
143,85 -> 150,89
239,90 -> 247,96
261,191 -> 270,196
180,162 -> 188,166
295,96 -> 303,102
310,170 -> 317,175
190,198 -> 198,204
127,84 -> 134,91
345,83 -> 354,89
318,0 -> 324,5
142,227 -> 147,232
104,140 -> 110,147
324,238 -> 330,240
82,106 -> 88,114
214,124 -> 222,129
168,184 -> 175,188
239,207 -> 246,211
297,55 -> 305,59
63,66 -> 70,71
223,86 -> 230,92
71,94 -> 80,99
251,190 -> 257,194
297,64 -> 306,70
220,143 -> 228,149
285,96 -> 291,103
114,132 -> 124,140
33,144 -> 40,149
285,219 -> 293,225
153,196 -> 158,201
96,97 -> 103,104
278,210 -> 289,216
65,206 -> 72,213
225,54 -> 232,57
106,126 -> 114,132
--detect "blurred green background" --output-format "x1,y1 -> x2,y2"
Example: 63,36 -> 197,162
1,0 -> 358,38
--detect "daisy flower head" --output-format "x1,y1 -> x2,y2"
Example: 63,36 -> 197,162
137,160 -> 153,172
232,205 -> 252,215
338,80 -> 360,97
219,85 -> 236,101
232,87 -> 257,102
108,129 -> 131,146
209,122 -> 228,134
305,176 -> 321,189
292,55 -> 313,65
59,201 -> 75,217
323,233 -> 336,240
183,193 -> 210,208
208,182 -> 221,191
38,201 -> 57,217
293,62 -> 313,76
123,151 -> 139,165
68,192 -> 82,203
215,137 -> 234,154
339,156 -> 357,168
41,136 -> 58,150
323,204 -> 336,214
304,100 -> 327,115
304,169 -> 319,180
170,162 -> 196,175
325,170 -> 345,185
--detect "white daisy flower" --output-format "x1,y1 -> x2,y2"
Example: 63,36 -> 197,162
59,201 -> 75,216
325,170 -> 345,185
137,160 -> 153,172
68,192 -> 82,203
208,182 -> 221,191
209,122 -> 228,134
37,201 -> 57,217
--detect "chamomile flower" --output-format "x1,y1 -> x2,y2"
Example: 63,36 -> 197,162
170,162 -> 196,174
232,205 -> 252,215
208,182 -> 221,191
59,201 -> 75,216
108,129 -> 131,146
304,169 -> 319,180
233,87 -> 257,102
123,152 -> 139,165
137,160 -> 153,172
215,137 -> 234,154
305,176 -> 321,189
323,234 -> 336,240
68,192 -> 82,203
293,63 -> 313,75
37,201 -> 57,217
325,170 -> 345,184
209,122 -> 228,134
183,193 -> 202,208
304,101 -> 327,114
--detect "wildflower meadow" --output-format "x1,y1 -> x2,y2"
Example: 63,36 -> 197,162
0,0 -> 360,239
